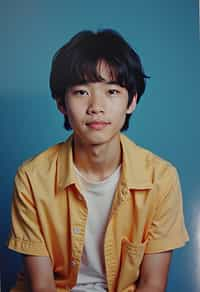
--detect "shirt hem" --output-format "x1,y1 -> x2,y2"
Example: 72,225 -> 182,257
7,237 -> 49,256
144,236 -> 189,254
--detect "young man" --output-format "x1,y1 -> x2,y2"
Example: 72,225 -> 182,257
8,29 -> 189,292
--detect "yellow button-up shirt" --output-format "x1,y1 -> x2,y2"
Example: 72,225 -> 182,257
8,134 -> 189,292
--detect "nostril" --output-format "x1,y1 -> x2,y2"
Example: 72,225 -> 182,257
87,106 -> 104,114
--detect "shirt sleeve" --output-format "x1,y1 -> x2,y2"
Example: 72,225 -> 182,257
7,165 -> 49,256
145,166 -> 189,254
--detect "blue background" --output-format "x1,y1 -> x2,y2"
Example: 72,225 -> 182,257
1,0 -> 199,291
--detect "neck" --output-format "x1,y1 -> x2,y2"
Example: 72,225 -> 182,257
73,134 -> 122,181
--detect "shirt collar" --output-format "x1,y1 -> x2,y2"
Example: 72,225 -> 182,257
56,133 -> 153,193
57,134 -> 77,193
120,134 -> 153,190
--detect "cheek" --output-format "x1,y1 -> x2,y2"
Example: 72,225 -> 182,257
116,101 -> 129,119
111,102 -> 128,116
65,102 -> 85,123
111,95 -> 129,110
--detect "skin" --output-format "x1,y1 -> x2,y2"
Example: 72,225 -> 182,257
57,61 -> 137,181
24,61 -> 172,291
136,251 -> 172,292
24,255 -> 56,292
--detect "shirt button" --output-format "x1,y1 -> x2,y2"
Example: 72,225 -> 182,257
73,226 -> 80,234
122,186 -> 128,195
71,260 -> 77,266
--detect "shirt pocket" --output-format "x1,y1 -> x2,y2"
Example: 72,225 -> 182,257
116,238 -> 147,292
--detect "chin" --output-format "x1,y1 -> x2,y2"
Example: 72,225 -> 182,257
74,126 -> 121,145
86,137 -> 108,146
85,132 -> 120,146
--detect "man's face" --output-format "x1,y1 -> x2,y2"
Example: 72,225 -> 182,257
58,61 -> 137,146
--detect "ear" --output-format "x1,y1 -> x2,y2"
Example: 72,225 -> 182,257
56,98 -> 66,115
126,93 -> 138,114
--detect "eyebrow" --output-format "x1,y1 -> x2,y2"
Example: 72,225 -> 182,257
80,80 -> 120,85
104,81 -> 120,85
71,80 -> 121,87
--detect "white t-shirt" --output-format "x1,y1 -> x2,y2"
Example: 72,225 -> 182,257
71,164 -> 121,292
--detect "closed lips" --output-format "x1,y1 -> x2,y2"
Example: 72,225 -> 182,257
86,121 -> 111,129
86,121 -> 110,125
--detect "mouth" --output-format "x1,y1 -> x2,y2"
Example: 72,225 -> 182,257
86,121 -> 111,130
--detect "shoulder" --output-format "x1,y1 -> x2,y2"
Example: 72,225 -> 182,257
137,142 -> 177,183
121,134 -> 179,190
16,141 -> 64,177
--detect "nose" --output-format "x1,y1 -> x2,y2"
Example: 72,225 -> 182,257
87,94 -> 105,115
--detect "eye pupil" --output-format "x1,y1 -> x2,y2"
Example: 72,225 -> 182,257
74,89 -> 87,95
109,89 -> 118,95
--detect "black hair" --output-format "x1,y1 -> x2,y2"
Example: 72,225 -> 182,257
50,29 -> 149,131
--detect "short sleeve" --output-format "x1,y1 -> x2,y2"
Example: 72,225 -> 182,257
7,166 -> 49,256
145,166 -> 189,254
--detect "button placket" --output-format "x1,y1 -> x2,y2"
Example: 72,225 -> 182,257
78,195 -> 83,200
73,226 -> 80,234
120,184 -> 130,203
71,209 -> 87,262
71,259 -> 77,267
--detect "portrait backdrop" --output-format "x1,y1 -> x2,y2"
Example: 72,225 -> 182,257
0,0 -> 199,291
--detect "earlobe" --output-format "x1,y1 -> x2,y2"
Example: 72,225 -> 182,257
126,94 -> 137,114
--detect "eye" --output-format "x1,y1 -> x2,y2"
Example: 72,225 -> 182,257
108,89 -> 120,95
73,89 -> 88,96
